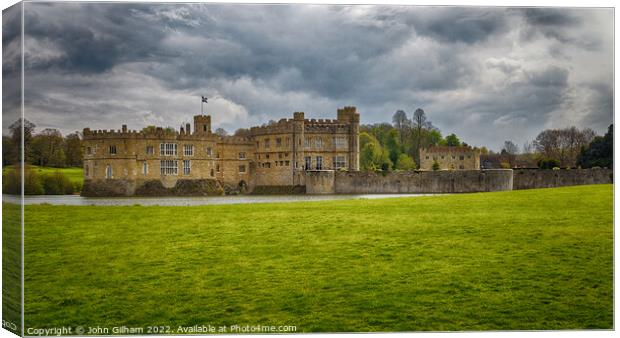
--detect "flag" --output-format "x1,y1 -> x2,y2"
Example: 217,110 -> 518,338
201,96 -> 208,103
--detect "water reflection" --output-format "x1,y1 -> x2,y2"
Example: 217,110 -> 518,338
4,194 -> 434,206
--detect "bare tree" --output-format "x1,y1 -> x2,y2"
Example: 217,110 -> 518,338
392,110 -> 410,144
214,128 -> 228,137
502,140 -> 519,154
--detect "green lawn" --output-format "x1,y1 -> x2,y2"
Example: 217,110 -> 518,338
15,185 -> 614,332
3,165 -> 83,185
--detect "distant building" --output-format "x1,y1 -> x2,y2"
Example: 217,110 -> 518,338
82,107 -> 360,195
419,146 -> 480,170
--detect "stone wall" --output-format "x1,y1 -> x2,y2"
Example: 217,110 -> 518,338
513,168 -> 613,190
82,178 -> 224,197
333,169 -> 513,194
305,170 -> 336,194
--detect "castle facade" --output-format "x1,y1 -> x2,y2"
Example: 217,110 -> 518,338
419,146 -> 481,171
82,107 -> 360,195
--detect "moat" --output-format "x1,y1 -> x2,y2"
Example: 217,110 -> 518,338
4,193 -> 431,206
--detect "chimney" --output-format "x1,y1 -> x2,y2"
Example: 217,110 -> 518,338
186,123 -> 191,135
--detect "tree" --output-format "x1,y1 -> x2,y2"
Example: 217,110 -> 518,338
576,124 -> 613,168
64,133 -> 83,167
412,108 -> 434,164
444,133 -> 461,146
432,160 -> 440,171
30,128 -> 66,167
214,128 -> 228,137
392,110 -> 410,145
395,153 -> 416,170
533,126 -> 597,167
360,132 -> 392,171
3,136 -> 17,166
502,140 -> 519,155
234,128 -> 251,137
385,129 -> 401,168
9,118 -> 35,163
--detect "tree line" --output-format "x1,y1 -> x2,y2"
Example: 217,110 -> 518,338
3,119 -> 83,168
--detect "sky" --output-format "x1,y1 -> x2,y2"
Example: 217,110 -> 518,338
2,2 -> 614,151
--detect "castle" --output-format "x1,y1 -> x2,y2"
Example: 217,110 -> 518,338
81,106 -> 360,196
419,146 -> 480,171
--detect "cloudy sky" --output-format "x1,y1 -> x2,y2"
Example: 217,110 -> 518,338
2,2 -> 614,151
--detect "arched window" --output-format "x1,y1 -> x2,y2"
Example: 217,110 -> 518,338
106,165 -> 113,179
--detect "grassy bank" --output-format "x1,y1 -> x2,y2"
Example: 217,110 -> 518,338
3,165 -> 83,194
18,185 -> 613,331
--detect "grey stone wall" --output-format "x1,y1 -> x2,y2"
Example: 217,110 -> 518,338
82,179 -> 224,197
305,170 -> 336,194
332,169 -> 513,194
513,168 -> 612,190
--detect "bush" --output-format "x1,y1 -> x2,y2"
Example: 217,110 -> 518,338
3,165 -> 45,195
40,171 -> 74,195
552,167 -> 561,170
538,158 -> 560,169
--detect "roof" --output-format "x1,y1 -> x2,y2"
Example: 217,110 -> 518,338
422,146 -> 477,153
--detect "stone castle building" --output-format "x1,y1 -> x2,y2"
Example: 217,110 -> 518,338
81,106 -> 360,196
419,146 -> 481,171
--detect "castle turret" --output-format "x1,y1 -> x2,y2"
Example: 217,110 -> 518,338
194,115 -> 211,135
337,106 -> 360,171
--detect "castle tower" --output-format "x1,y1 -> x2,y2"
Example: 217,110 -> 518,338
193,115 -> 211,135
337,106 -> 360,171
292,112 -> 305,181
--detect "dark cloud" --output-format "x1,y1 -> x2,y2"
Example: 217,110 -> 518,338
3,3 -> 613,151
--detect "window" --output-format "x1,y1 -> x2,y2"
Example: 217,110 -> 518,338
266,154 -> 270,159
285,137 -> 290,147
333,156 -> 346,169
315,138 -> 323,148
160,160 -> 178,175
263,162 -> 271,168
278,153 -> 283,159
304,138 -> 311,148
239,152 -> 246,159
109,145 -> 117,155
146,146 -> 154,155
459,165 -> 465,169
184,144 -> 194,156
426,156 -> 430,160
216,152 -> 220,159
105,165 -> 113,179
334,136 -> 347,149
441,156 -> 444,159
183,160 -> 191,175
459,155 -> 465,161
305,156 -> 312,170
206,147 -> 213,157
86,147 -> 92,155
160,143 -> 177,156
452,155 -> 456,160
316,156 -> 323,170
239,165 -> 246,173
85,165 -> 89,177
276,138 -> 282,147
264,138 -> 270,149
210,169 -> 215,177
285,160 -> 290,166
216,164 -> 220,173
143,162 -> 148,175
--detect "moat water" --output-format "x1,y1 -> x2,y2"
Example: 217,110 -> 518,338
4,193 -> 433,206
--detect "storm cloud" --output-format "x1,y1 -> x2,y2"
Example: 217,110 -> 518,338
3,3 -> 613,150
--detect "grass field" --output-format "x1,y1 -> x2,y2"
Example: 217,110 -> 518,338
3,165 -> 83,185
13,185 -> 614,331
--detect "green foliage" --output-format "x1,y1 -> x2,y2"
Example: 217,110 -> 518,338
576,124 -> 613,169
432,160 -> 440,171
40,172 -> 74,195
2,165 -> 81,195
444,133 -> 461,146
360,133 -> 393,171
537,158 -> 561,169
18,185 -> 613,330
395,153 -> 416,170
